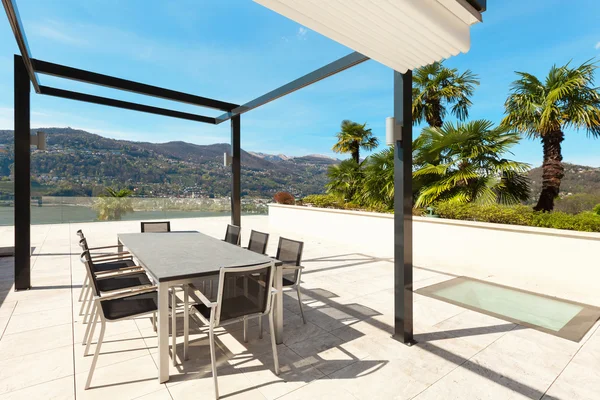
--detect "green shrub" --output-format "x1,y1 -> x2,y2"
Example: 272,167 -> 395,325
434,202 -> 534,226
301,194 -> 345,209
531,211 -> 600,232
434,201 -> 600,232
593,204 -> 600,216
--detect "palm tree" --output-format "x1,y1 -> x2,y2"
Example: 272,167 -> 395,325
502,60 -> 600,211
326,159 -> 363,201
332,120 -> 378,163
412,61 -> 479,127
92,187 -> 134,221
413,120 -> 531,207
360,147 -> 395,210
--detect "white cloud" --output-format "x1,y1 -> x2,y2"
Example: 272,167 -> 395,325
297,27 -> 308,40
595,42 -> 600,50
29,21 -> 88,46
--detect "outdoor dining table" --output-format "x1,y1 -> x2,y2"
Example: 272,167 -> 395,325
117,231 -> 284,383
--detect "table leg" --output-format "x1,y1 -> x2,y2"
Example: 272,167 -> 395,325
183,284 -> 189,361
158,282 -> 170,383
275,265 -> 283,344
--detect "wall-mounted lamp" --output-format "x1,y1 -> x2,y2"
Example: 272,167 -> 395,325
223,152 -> 232,166
31,131 -> 46,150
386,117 -> 401,146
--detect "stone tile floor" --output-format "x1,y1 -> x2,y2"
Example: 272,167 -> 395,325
0,216 -> 598,399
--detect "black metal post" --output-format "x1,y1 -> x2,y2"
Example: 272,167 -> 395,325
230,115 -> 241,228
393,70 -> 414,344
14,54 -> 30,291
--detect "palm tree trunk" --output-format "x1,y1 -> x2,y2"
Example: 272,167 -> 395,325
425,99 -> 443,128
534,130 -> 564,212
352,148 -> 360,164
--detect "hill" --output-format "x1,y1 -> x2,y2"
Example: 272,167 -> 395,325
0,127 -> 336,198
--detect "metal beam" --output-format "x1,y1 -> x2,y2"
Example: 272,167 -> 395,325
393,70 -> 414,345
230,115 -> 241,227
2,0 -> 40,93
14,54 -> 31,290
32,58 -> 239,112
39,86 -> 217,124
216,51 -> 369,124
466,0 -> 486,12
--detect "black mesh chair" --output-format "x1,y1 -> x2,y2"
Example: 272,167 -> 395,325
187,262 -> 279,399
80,250 -> 153,339
77,234 -> 143,319
223,224 -> 241,245
80,249 -> 159,390
244,230 -> 269,254
276,238 -> 305,323
141,221 -> 171,232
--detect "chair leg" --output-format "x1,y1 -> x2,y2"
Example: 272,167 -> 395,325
82,305 -> 96,346
172,290 -> 177,366
183,284 -> 189,361
296,286 -> 306,324
85,310 -> 100,356
209,324 -> 219,399
243,316 -> 248,343
268,309 -> 280,375
152,312 -> 157,332
258,315 -> 263,339
85,319 -> 106,390
83,288 -> 94,324
78,275 -> 89,302
79,285 -> 90,317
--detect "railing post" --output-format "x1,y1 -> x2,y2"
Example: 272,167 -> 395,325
393,69 -> 414,344
14,54 -> 31,291
231,115 -> 241,228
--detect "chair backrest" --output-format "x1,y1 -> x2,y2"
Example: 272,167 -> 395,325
224,224 -> 241,245
247,230 -> 269,254
214,262 -> 274,326
80,250 -> 101,297
141,221 -> 171,233
276,237 -> 304,285
79,237 -> 90,252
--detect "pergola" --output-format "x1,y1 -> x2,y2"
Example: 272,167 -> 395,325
3,0 -> 486,345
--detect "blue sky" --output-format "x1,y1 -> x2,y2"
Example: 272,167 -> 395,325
1,0 -> 600,166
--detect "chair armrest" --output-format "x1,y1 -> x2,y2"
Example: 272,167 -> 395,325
189,286 -> 216,309
92,251 -> 131,260
94,266 -> 143,277
96,269 -> 145,280
98,286 -> 157,302
88,244 -> 124,251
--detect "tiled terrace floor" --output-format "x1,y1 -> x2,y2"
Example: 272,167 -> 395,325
0,215 -> 598,399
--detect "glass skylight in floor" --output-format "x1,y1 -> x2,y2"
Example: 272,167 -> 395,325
417,277 -> 600,342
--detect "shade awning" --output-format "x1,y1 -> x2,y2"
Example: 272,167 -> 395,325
254,0 -> 482,72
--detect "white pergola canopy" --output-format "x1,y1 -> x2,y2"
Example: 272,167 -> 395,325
254,0 -> 482,72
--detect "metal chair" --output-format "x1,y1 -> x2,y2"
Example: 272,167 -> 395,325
141,221 -> 171,232
244,230 -> 269,254
80,250 -> 159,390
79,250 -> 154,342
259,237 -> 305,338
187,262 -> 279,399
77,234 -> 143,320
223,224 -> 241,245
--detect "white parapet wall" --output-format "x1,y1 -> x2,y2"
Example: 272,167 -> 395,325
268,204 -> 600,306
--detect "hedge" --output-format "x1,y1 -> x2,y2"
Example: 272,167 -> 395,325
434,202 -> 600,232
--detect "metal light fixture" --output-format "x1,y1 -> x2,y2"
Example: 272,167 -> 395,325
223,152 -> 232,166
30,130 -> 46,150
386,117 -> 401,145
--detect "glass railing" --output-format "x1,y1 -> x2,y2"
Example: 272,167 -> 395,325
0,196 -> 269,226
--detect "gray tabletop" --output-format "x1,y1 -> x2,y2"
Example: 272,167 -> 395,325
118,232 -> 280,282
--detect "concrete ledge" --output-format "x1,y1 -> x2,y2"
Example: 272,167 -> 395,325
268,203 -> 600,306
